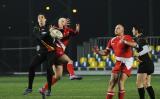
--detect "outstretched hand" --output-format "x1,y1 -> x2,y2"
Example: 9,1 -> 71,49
75,24 -> 80,32
66,18 -> 71,26
49,25 -> 59,30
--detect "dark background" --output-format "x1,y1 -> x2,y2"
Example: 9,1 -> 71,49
1,0 -> 160,39
0,0 -> 160,72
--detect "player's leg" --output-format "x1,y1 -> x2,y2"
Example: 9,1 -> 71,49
58,54 -> 74,76
106,61 -> 121,99
136,73 -> 146,99
106,73 -> 119,99
46,65 -> 53,94
24,53 -> 46,95
118,64 -> 132,99
58,54 -> 82,80
46,65 -> 63,96
40,64 -> 56,95
40,65 -> 63,96
146,75 -> 155,99
51,65 -> 63,88
118,73 -> 128,99
45,51 -> 58,94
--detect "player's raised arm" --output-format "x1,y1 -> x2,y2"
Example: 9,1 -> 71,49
93,38 -> 113,56
75,24 -> 80,33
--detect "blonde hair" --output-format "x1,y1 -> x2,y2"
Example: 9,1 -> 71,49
58,18 -> 66,24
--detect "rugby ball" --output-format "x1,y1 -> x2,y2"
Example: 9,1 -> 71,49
50,28 -> 63,39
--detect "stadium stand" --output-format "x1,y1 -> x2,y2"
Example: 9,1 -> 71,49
75,37 -> 160,74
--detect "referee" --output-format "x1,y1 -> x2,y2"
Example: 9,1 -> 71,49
133,26 -> 155,99
124,25 -> 155,99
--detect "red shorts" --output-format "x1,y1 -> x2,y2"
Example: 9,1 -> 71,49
112,61 -> 132,76
55,47 -> 65,57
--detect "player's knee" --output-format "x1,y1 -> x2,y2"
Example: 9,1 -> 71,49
118,80 -> 125,87
54,75 -> 57,79
136,76 -> 143,87
68,60 -> 73,64
143,80 -> 148,88
136,80 -> 143,88
145,81 -> 151,87
57,76 -> 61,80
136,81 -> 143,88
29,65 -> 36,71
143,83 -> 147,88
57,73 -> 63,80
136,81 -> 139,87
119,80 -> 123,84
108,80 -> 112,85
110,77 -> 118,84
55,75 -> 61,80
29,68 -> 35,76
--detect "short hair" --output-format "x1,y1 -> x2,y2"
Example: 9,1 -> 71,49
58,18 -> 66,23
117,24 -> 124,28
133,25 -> 143,33
37,12 -> 46,18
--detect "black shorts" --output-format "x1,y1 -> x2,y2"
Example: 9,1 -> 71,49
137,62 -> 154,75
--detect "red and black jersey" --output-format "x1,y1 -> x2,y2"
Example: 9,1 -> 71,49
33,25 -> 56,52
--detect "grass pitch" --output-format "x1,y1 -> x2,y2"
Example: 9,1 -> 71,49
0,75 -> 159,99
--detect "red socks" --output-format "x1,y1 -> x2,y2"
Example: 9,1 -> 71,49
106,92 -> 114,99
67,63 -> 75,76
118,90 -> 125,99
44,76 -> 58,90
106,90 -> 125,99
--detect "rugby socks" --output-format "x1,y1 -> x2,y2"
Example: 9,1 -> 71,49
138,87 -> 145,99
46,68 -> 53,91
146,86 -> 155,99
28,67 -> 35,89
106,91 -> 114,99
28,74 -> 34,89
44,76 -> 58,90
118,90 -> 125,99
67,63 -> 75,76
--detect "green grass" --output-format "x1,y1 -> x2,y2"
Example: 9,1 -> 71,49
0,75 -> 159,99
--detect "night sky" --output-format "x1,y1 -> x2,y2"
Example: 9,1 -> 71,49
0,0 -> 160,71
0,0 -> 160,41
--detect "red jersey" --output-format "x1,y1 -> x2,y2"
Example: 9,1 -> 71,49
61,27 -> 78,46
106,35 -> 134,58
54,27 -> 78,57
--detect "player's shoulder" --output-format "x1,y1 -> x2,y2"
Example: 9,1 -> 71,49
124,34 -> 132,38
110,37 -> 117,41
124,34 -> 133,40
